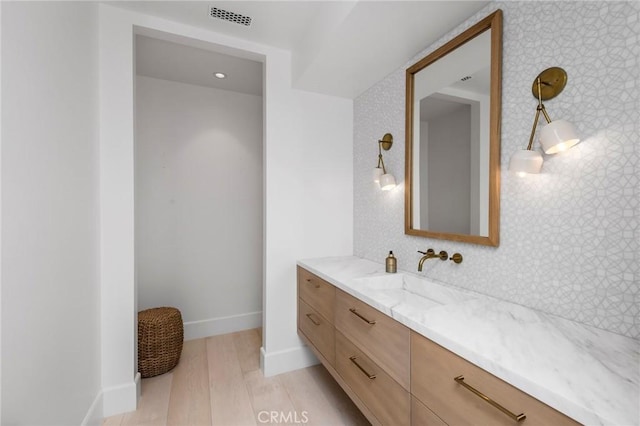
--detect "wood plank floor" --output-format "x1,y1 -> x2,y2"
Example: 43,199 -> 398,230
103,329 -> 369,426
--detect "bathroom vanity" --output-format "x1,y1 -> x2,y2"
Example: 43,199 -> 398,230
297,256 -> 639,426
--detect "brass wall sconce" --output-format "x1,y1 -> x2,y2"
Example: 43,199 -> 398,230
373,133 -> 396,191
509,67 -> 580,176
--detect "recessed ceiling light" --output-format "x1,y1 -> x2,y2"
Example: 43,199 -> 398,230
214,72 -> 227,79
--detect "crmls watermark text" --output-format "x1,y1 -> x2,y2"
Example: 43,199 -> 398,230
257,410 -> 309,424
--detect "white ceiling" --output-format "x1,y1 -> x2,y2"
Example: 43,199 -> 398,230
113,0 -> 490,99
136,35 -> 264,96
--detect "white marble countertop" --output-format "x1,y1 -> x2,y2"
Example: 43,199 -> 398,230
297,256 -> 639,426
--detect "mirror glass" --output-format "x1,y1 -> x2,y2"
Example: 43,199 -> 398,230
405,10 -> 502,246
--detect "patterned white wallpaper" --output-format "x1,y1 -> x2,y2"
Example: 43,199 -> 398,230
353,1 -> 639,338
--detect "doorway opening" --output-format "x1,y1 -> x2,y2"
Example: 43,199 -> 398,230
134,31 -> 264,343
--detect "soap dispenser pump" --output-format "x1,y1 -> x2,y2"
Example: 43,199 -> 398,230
385,251 -> 397,273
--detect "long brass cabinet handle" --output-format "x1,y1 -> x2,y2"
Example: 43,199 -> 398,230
305,313 -> 321,326
349,356 -> 376,379
349,308 -> 376,324
305,278 -> 320,289
454,376 -> 526,422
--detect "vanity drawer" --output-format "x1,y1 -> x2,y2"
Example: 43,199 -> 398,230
336,330 -> 410,426
411,332 -> 580,426
298,298 -> 335,366
412,396 -> 447,426
297,266 -> 334,322
335,289 -> 410,390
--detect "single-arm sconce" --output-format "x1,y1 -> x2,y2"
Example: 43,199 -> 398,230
509,67 -> 580,176
373,133 -> 396,190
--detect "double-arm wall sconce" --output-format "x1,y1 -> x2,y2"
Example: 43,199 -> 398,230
373,133 -> 397,191
509,67 -> 580,176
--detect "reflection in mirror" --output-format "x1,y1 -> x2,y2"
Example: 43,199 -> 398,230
405,10 -> 502,246
415,31 -> 490,236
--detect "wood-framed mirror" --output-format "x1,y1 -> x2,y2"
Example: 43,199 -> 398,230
405,10 -> 502,246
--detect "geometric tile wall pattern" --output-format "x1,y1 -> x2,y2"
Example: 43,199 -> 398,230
353,1 -> 639,339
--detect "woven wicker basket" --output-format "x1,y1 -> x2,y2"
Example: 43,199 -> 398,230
138,307 -> 184,378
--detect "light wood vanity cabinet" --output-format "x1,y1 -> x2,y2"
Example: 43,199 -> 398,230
298,267 -> 334,322
297,267 -> 335,366
298,298 -> 335,365
336,330 -> 410,426
296,266 -> 580,426
297,266 -> 409,425
411,332 -> 580,426
411,396 -> 447,426
335,289 -> 410,390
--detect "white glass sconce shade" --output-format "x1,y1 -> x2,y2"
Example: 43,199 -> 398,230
380,173 -> 396,191
540,119 -> 580,154
509,149 -> 543,176
373,167 -> 384,183
511,68 -> 580,177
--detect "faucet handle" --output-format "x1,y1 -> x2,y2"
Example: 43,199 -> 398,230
418,249 -> 435,256
436,250 -> 448,261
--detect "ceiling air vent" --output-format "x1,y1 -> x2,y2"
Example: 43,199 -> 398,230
209,6 -> 252,26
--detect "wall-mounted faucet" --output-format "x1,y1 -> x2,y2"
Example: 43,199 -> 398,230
417,249 -> 448,271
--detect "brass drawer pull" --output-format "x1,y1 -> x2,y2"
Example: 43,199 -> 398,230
454,376 -> 526,422
349,308 -> 376,324
349,356 -> 376,379
305,313 -> 321,326
305,278 -> 320,289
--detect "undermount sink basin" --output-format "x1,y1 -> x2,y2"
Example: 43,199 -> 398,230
351,273 -> 475,310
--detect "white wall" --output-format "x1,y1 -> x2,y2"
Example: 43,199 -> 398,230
427,105 -> 471,235
262,87 -> 353,376
99,5 -> 137,415
1,3 -> 4,421
135,75 -> 263,339
99,4 -> 353,416
1,2 -> 102,425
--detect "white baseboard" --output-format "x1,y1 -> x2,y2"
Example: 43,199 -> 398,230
81,390 -> 103,426
135,372 -> 141,402
102,379 -> 138,418
184,311 -> 262,341
260,344 -> 319,377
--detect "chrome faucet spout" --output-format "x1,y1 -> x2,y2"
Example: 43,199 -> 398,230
417,249 -> 448,271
